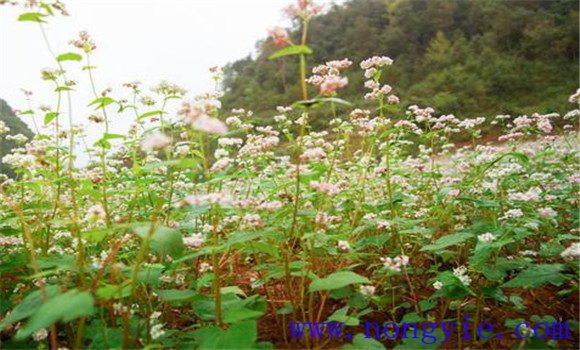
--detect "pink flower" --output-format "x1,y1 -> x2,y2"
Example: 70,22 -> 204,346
387,95 -> 400,104
310,181 -> 342,196
68,30 -> 96,52
268,27 -> 290,48
447,189 -> 460,198
211,158 -> 230,172
360,56 -> 393,70
141,133 -> 171,152
538,207 -> 557,218
284,0 -> 322,19
477,232 -> 496,242
337,240 -> 350,252
319,76 -> 348,96
184,233 -> 205,248
192,114 -> 228,135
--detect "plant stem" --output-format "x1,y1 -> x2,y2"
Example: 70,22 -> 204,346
211,215 -> 223,327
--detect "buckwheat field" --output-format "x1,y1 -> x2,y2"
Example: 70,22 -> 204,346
0,1 -> 578,349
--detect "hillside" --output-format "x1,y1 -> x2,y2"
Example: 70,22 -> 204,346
0,99 -> 34,177
221,0 -> 579,122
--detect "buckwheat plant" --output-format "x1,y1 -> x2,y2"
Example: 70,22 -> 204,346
0,1 -> 578,349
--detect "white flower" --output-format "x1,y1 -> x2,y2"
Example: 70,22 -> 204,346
0,121 -> 10,135
360,56 -> 393,70
499,209 -> 524,221
380,255 -> 409,272
193,114 -> 228,135
225,116 -> 242,127
337,240 -> 350,252
85,204 -> 106,221
377,220 -> 391,230
241,214 -> 263,229
218,137 -> 243,147
561,243 -> 580,260
199,262 -> 213,273
453,266 -> 472,286
310,181 -> 342,196
141,133 -> 171,152
5,133 -> 28,144
0,236 -> 22,246
508,187 -> 541,202
256,200 -> 283,213
2,153 -> 36,169
447,189 -> 460,198
274,115 -> 287,123
301,147 -> 327,162
359,285 -> 375,296
174,144 -> 190,157
183,192 -> 232,207
477,232 -> 496,243
150,323 -> 165,340
569,88 -> 580,103
183,233 -> 205,248
519,250 -> 538,257
433,281 -> 443,290
538,207 -> 557,218
32,328 -> 48,341
211,158 -> 230,172
276,106 -> 292,113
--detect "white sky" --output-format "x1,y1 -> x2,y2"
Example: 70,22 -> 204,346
0,0 -> 338,163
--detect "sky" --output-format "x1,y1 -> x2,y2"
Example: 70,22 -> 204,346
0,0 -> 338,163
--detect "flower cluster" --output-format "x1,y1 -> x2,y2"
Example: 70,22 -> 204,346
380,255 -> 410,272
69,30 -> 96,52
306,59 -> 351,96
284,0 -> 323,20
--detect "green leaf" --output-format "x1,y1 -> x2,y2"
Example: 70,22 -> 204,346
220,286 -> 246,296
39,3 -> 54,16
94,137 -> 111,149
276,303 -> 293,315
342,334 -> 386,350
502,264 -> 567,288
309,271 -> 370,292
156,289 -> 196,302
17,109 -> 35,115
103,133 -> 126,140
137,265 -> 164,286
326,306 -> 359,326
268,45 -> 312,60
394,328 -> 444,349
16,289 -> 95,340
0,286 -> 60,332
97,283 -> 132,300
191,294 -> 266,324
293,97 -> 352,109
134,224 -> 184,259
194,320 -> 257,349
88,96 -> 116,109
44,112 -> 59,125
421,231 -> 473,252
17,12 -> 47,23
433,271 -> 474,299
316,97 -> 352,106
223,295 -> 267,323
56,52 -> 82,62
138,110 -> 166,120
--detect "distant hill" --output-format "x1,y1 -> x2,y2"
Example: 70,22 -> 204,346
0,99 -> 34,177
221,0 -> 579,124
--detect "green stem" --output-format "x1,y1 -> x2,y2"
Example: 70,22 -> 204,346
211,215 -> 223,327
